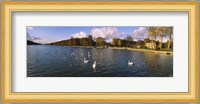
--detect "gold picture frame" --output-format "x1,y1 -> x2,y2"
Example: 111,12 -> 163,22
2,1 -> 199,102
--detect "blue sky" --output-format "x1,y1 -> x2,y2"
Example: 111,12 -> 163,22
26,26 -> 149,44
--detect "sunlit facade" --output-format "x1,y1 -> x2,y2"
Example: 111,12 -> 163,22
145,42 -> 156,49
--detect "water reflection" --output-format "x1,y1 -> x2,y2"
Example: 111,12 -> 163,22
93,68 -> 96,72
27,45 -> 173,77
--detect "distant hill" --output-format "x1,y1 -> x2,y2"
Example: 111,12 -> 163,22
27,40 -> 41,45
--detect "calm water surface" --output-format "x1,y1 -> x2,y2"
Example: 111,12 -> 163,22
27,45 -> 173,77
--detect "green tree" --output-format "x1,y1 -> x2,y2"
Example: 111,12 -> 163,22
96,37 -> 105,46
136,40 -> 144,46
165,27 -> 173,49
144,38 -> 150,44
124,35 -> 133,47
88,35 -> 93,46
117,39 -> 122,47
112,38 -> 117,46
148,27 -> 157,43
126,35 -> 133,41
157,27 -> 168,49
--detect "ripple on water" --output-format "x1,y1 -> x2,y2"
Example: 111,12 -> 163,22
27,45 -> 173,77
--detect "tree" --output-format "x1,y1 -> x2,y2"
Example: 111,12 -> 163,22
111,38 -> 117,46
158,27 -> 169,49
125,35 -> 133,47
88,35 -> 93,46
136,40 -> 144,46
96,37 -> 105,46
148,27 -> 157,42
126,35 -> 133,41
165,27 -> 173,49
144,38 -> 150,44
117,39 -> 122,47
135,40 -> 144,48
81,38 -> 89,46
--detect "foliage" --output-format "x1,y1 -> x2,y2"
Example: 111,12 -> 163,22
49,27 -> 173,50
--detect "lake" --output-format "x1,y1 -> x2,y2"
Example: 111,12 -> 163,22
27,45 -> 173,77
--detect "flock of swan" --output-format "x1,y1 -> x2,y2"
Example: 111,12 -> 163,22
57,49 -> 173,76
83,57 -> 133,69
84,51 -> 134,69
54,49 -> 172,77
59,51 -> 134,69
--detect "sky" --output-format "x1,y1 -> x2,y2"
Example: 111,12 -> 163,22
27,26 -> 165,44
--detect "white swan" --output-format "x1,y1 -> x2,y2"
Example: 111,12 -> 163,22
84,58 -> 89,63
128,60 -> 134,65
88,52 -> 90,57
71,53 -> 75,56
93,61 -> 96,68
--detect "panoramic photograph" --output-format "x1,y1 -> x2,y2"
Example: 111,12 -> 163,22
27,26 -> 173,77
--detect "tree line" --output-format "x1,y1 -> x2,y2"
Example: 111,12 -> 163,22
148,27 -> 173,49
49,35 -> 137,47
49,27 -> 173,49
50,35 -> 106,47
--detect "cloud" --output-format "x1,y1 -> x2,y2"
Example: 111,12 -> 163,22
119,32 -> 127,39
27,27 -> 34,30
71,31 -> 88,38
91,27 -> 120,39
27,32 -> 41,41
132,27 -> 148,39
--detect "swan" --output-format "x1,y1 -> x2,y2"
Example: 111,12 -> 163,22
93,61 -> 96,68
87,52 -> 91,58
71,53 -> 75,56
128,60 -> 134,65
84,58 -> 89,63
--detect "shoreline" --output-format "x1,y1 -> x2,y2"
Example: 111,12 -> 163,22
44,45 -> 173,55
108,47 -> 173,54
126,48 -> 173,55
63,45 -> 94,48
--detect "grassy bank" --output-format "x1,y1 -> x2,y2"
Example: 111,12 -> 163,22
108,47 -> 127,50
63,45 -> 94,48
59,45 -> 173,55
108,47 -> 173,55
59,45 -> 110,48
126,48 -> 173,55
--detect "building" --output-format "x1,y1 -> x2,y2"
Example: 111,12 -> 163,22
145,42 -> 156,49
